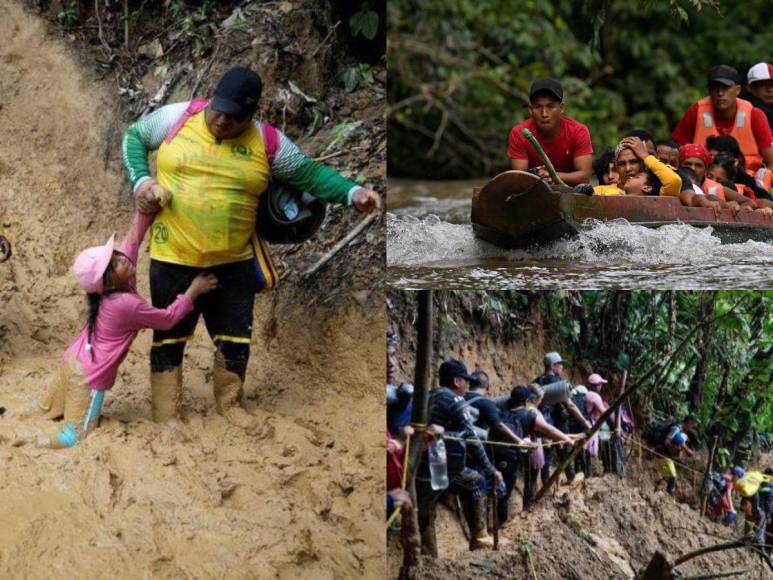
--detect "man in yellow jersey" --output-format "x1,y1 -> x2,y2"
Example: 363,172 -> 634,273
122,66 -> 380,422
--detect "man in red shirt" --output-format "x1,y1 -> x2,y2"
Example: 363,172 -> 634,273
672,65 -> 773,173
508,79 -> 593,185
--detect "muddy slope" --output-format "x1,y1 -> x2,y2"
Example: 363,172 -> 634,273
0,2 -> 384,578
399,470 -> 769,579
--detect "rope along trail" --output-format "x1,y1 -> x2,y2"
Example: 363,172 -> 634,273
387,424 -> 579,529
388,427 -> 711,529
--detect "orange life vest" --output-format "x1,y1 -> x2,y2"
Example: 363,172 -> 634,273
735,183 -> 758,204
750,166 -> 773,193
701,178 -> 726,202
694,97 -> 762,172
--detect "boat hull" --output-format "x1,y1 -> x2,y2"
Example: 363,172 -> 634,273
471,171 -> 773,248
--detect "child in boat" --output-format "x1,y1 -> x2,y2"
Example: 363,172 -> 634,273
708,156 -> 773,214
593,136 -> 682,198
32,199 -> 217,448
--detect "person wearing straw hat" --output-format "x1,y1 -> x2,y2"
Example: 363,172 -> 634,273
25,204 -> 217,448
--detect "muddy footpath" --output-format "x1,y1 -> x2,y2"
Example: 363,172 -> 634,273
0,1 -> 385,578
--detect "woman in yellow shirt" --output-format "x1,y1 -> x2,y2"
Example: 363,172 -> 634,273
593,136 -> 682,197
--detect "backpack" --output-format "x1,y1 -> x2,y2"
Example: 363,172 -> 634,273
568,392 -> 590,432
736,471 -> 773,498
496,408 -> 528,457
644,421 -> 677,447
709,472 -> 727,494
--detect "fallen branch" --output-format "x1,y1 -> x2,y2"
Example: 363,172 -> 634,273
302,212 -> 379,277
673,538 -> 773,574
309,20 -> 340,58
123,0 -> 129,50
94,0 -> 112,55
682,570 -> 748,580
142,67 -> 185,115
312,150 -> 346,162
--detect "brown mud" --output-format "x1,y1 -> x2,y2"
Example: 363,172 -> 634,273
394,469 -> 769,579
0,1 -> 384,578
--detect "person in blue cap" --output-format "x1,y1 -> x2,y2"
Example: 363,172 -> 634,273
656,428 -> 692,495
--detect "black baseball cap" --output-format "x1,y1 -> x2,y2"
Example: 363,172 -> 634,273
708,65 -> 740,87
211,66 -> 262,120
439,358 -> 474,385
529,78 -> 563,102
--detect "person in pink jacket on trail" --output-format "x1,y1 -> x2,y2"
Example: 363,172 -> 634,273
31,200 -> 217,448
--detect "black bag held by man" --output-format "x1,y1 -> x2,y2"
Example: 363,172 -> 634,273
256,182 -> 327,244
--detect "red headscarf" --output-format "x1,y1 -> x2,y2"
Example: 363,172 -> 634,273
679,144 -> 712,168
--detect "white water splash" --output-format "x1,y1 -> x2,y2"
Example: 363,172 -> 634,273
387,213 -> 773,267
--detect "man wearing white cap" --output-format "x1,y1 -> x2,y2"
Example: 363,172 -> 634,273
744,63 -> 773,131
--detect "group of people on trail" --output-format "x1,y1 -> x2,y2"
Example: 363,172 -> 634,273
15,65 -> 380,448
386,335 -> 631,557
705,464 -> 773,548
630,413 -> 773,551
509,63 -> 773,214
387,332 -> 773,559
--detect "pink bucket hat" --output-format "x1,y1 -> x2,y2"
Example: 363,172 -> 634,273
72,234 -> 116,294
587,373 -> 608,386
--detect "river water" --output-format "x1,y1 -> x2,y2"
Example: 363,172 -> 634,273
387,179 -> 773,289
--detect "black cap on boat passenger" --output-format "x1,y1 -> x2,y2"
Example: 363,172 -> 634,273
707,65 -> 740,87
529,79 -> 564,103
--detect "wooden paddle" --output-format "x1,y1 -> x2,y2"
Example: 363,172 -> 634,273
521,128 -> 570,189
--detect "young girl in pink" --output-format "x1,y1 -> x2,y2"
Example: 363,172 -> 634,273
35,208 -> 217,448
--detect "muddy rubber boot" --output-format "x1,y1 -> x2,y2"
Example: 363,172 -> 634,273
213,351 -> 244,416
469,497 -> 494,551
420,522 -> 438,558
151,367 -> 182,422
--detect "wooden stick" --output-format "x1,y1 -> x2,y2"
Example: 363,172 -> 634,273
682,570 -> 748,580
521,128 -> 567,188
492,465 -> 499,551
302,212 -> 379,277
386,507 -> 400,529
402,290 -> 433,565
400,436 -> 411,490
313,151 -> 346,162
124,0 -> 129,50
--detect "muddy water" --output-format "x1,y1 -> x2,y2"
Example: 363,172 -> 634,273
387,179 -> 773,288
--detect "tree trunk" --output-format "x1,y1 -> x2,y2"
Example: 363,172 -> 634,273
402,290 -> 433,574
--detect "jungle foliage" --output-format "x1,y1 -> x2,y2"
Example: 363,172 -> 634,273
388,0 -> 772,179
393,290 -> 773,462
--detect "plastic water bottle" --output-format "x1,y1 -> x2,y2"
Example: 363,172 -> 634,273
282,199 -> 300,220
429,439 -> 449,490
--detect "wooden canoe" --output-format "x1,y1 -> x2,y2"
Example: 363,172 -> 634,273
471,171 -> 773,248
